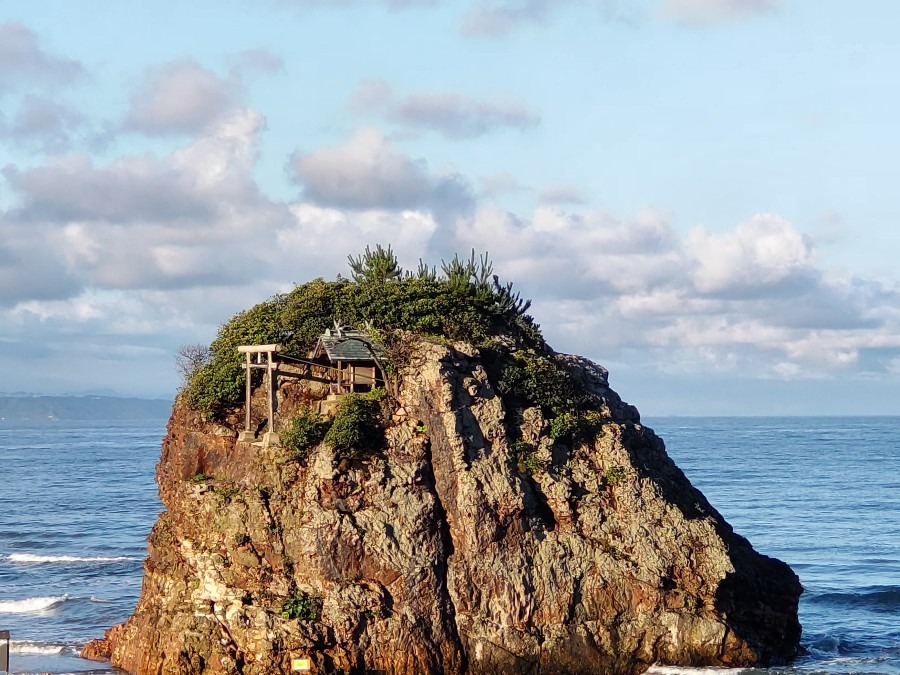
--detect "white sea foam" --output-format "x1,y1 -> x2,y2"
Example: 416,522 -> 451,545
0,594 -> 68,613
10,640 -> 77,655
7,552 -> 137,563
646,667 -> 750,674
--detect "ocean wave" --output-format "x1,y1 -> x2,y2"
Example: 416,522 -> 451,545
6,552 -> 139,563
810,585 -> 900,612
0,594 -> 68,613
646,667 -> 750,674
10,640 -> 79,655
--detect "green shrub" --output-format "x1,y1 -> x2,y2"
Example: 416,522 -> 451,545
512,440 -> 544,474
213,485 -> 241,501
578,410 -> 604,440
182,296 -> 289,419
604,465 -> 627,487
181,247 -> 546,417
523,453 -> 545,474
324,394 -> 384,458
280,592 -> 322,621
549,412 -> 579,442
498,352 -> 579,416
191,472 -> 210,483
367,387 -> 387,402
281,406 -> 330,459
548,411 -> 605,447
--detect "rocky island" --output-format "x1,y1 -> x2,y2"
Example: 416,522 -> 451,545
88,247 -> 802,674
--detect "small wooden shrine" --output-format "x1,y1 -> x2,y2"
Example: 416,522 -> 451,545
309,326 -> 384,394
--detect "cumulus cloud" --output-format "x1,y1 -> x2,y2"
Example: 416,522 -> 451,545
450,204 -> 900,381
462,0 -> 556,36
0,110 -> 291,305
0,22 -> 84,91
538,185 -> 587,205
394,93 -> 538,138
460,0 -> 775,35
0,94 -> 88,152
349,79 -> 538,138
461,0 -> 633,36
280,203 -> 438,272
2,155 -> 215,224
0,113 -> 452,394
289,128 -> 475,218
658,0 -> 780,26
687,214 -> 817,298
0,222 -> 80,305
290,129 -> 432,209
124,60 -> 241,135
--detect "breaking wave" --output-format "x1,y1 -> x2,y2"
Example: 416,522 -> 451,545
0,595 -> 69,613
646,667 -> 750,674
10,640 -> 79,655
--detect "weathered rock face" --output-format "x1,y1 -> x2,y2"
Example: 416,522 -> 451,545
106,340 -> 801,674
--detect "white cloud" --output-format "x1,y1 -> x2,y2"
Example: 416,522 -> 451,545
0,110 -> 290,304
460,0 -> 777,35
290,128 -> 433,209
280,203 -> 437,274
450,204 -> 900,382
289,128 -> 474,218
538,185 -> 587,205
0,94 -> 87,152
2,57 -> 897,400
0,22 -> 84,91
658,0 -> 780,26
461,0 -> 643,36
124,60 -> 240,135
686,213 -> 817,297
350,79 -> 539,138
462,0 -> 556,36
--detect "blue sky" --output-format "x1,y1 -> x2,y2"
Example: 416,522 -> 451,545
2,0 -> 899,415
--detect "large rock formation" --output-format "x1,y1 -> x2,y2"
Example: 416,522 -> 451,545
103,338 -> 801,674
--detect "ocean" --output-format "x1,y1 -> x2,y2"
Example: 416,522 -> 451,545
0,416 -> 897,674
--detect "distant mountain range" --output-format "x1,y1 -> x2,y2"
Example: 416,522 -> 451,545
0,395 -> 173,421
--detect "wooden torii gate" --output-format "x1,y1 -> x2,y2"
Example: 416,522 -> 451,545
237,344 -> 280,446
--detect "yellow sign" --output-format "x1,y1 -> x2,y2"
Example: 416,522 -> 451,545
291,657 -> 312,671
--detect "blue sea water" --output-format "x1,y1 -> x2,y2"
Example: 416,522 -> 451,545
0,420 -> 162,674
0,416 -> 897,674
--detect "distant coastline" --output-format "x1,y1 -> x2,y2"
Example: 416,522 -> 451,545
0,395 -> 172,421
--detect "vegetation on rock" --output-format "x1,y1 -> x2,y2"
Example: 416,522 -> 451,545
281,405 -> 329,460
182,245 -> 542,420
280,591 -> 322,621
324,392 -> 385,459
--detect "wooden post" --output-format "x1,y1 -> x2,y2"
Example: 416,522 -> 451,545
244,352 -> 252,431
0,629 -> 8,673
267,348 -> 276,434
